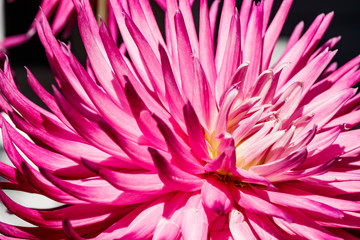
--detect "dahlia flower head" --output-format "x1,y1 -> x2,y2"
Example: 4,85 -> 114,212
1,0 -> 360,239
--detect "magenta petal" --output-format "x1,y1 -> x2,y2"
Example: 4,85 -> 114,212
201,176 -> 233,215
124,12 -> 166,102
250,148 -> 307,177
183,101 -> 210,160
199,0 -> 216,90
215,0 -> 236,70
232,186 -> 293,222
246,211 -> 289,240
21,162 -> 85,205
0,190 -> 62,228
181,194 -> 209,240
68,50 -> 142,141
152,114 -> 205,174
62,219 -> 84,240
193,57 -> 218,130
253,187 -> 344,219
2,119 -> 93,178
215,11 -> 240,102
53,87 -> 128,159
149,147 -> 204,192
159,44 -> 186,125
175,10 -> 196,104
26,68 -> 73,130
235,167 -> 277,190
153,192 -> 189,240
205,139 -> 236,173
98,167 -> 167,193
273,208 -> 343,240
124,79 -> 168,150
99,20 -> 168,120
40,168 -> 160,205
76,6 -> 125,107
0,221 -> 64,239
229,209 -> 257,240
242,2 -> 264,94
116,196 -> 168,239
262,0 -> 293,69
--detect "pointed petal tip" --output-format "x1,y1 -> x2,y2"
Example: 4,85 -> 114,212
63,218 -> 83,240
39,166 -> 47,176
148,146 -> 158,157
19,161 -> 28,174
81,158 -> 100,174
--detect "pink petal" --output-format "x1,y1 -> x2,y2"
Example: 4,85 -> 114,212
179,0 -> 199,55
234,168 -> 276,190
199,0 -> 217,90
193,57 -> 218,131
149,147 -> 204,192
175,10 -> 196,104
253,187 -> 344,219
97,166 -> 167,193
246,211 -> 289,240
262,0 -> 293,69
2,119 -> 93,179
183,101 -> 209,160
124,13 -> 167,102
232,186 -> 293,222
201,176 -> 233,215
40,168 -> 160,205
159,44 -> 186,126
181,194 -> 209,240
272,208 -> 343,240
229,209 -> 257,240
242,2 -> 263,94
152,114 -> 205,174
20,162 -> 84,204
250,148 -> 307,177
153,192 -> 189,240
215,0 -> 236,71
215,11 -> 240,102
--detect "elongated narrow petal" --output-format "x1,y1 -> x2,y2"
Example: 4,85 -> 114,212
232,185 -> 293,222
253,187 -> 344,219
183,101 -> 209,160
250,148 -> 307,177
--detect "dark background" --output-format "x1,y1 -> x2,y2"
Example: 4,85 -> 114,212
3,0 -> 360,105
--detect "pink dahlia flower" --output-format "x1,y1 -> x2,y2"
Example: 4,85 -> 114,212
1,0 -> 360,239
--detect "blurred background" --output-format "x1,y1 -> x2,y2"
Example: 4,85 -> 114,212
0,0 -> 359,227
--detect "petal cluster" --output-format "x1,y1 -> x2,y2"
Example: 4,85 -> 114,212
1,0 -> 360,239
